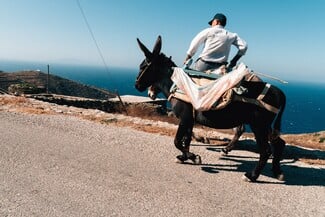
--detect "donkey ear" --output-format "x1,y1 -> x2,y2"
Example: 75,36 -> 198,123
137,38 -> 152,59
152,35 -> 162,56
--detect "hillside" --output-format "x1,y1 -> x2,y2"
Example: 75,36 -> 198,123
0,70 -> 116,99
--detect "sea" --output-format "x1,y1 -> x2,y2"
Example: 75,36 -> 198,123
1,60 -> 324,134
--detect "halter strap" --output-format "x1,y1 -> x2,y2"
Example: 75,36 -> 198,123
136,61 -> 151,83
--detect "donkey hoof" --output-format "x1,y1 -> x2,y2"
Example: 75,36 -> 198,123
274,172 -> 285,181
193,155 -> 202,165
242,175 -> 251,182
221,148 -> 229,155
242,172 -> 257,182
188,154 -> 202,165
175,155 -> 186,164
175,158 -> 184,164
272,169 -> 285,181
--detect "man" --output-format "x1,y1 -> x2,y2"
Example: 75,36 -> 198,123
184,13 -> 248,72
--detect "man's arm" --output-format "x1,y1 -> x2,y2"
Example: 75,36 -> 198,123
184,28 -> 209,64
228,35 -> 247,70
228,53 -> 242,69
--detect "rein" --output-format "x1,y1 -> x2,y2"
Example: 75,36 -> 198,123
136,61 -> 152,83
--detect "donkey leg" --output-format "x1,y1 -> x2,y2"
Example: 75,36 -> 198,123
222,124 -> 245,155
174,119 -> 192,161
174,120 -> 201,164
243,128 -> 271,182
175,133 -> 201,164
174,134 -> 191,163
270,136 -> 286,181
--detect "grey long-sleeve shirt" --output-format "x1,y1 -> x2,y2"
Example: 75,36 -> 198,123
187,25 -> 247,63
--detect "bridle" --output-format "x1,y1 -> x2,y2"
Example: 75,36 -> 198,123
136,59 -> 152,84
136,53 -> 175,94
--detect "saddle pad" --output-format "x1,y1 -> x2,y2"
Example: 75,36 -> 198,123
171,88 -> 234,111
171,63 -> 249,111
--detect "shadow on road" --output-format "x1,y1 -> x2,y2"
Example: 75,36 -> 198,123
192,139 -> 324,162
192,141 -> 325,186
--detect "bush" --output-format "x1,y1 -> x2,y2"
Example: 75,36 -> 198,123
8,83 -> 45,95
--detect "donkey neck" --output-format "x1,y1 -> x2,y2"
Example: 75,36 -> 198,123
155,67 -> 174,99
155,57 -> 176,99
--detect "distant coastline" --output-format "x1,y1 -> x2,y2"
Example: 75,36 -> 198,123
1,59 -> 325,85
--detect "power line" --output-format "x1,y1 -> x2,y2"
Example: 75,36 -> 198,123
76,0 -> 110,75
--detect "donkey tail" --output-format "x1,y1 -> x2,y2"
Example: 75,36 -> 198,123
272,88 -> 286,138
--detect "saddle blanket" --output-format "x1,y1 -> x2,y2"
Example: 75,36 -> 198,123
171,63 -> 249,111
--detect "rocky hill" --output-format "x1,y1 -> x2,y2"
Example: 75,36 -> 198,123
0,70 -> 116,99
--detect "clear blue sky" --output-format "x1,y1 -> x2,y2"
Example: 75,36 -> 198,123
0,0 -> 324,83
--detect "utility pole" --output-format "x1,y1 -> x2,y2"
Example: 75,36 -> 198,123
47,64 -> 49,94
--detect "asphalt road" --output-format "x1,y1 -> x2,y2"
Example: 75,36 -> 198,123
1,111 -> 324,217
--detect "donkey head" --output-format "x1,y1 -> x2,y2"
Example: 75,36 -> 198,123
135,36 -> 162,92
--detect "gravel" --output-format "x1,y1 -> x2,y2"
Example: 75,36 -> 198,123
0,111 -> 324,217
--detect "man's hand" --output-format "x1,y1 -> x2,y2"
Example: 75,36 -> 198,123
183,58 -> 193,68
183,54 -> 192,65
227,54 -> 242,71
228,61 -> 237,69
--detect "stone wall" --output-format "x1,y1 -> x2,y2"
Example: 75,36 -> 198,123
29,94 -> 167,116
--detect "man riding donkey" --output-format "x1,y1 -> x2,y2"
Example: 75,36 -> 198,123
183,13 -> 252,153
184,13 -> 246,73
147,13 -> 268,153
136,34 -> 286,182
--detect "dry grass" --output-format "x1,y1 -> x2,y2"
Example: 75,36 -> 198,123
282,132 -> 325,151
300,158 -> 324,165
127,104 -> 325,150
0,96 -> 27,104
0,96 -> 55,115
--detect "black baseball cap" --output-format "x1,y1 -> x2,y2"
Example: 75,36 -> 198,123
208,13 -> 227,26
